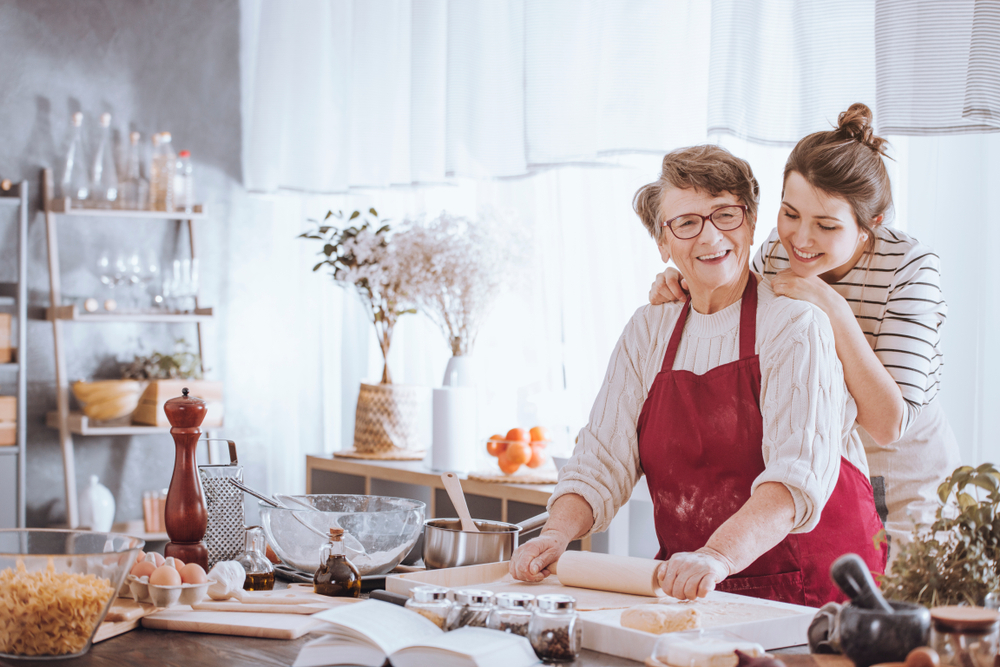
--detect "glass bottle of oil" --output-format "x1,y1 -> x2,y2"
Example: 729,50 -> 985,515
235,525 -> 275,591
313,528 -> 361,598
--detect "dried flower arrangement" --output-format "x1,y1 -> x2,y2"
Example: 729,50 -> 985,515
301,209 -> 419,384
406,211 -> 526,356
880,462 -> 1000,607
121,339 -> 203,380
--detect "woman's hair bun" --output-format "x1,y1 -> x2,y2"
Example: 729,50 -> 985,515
836,103 -> 887,155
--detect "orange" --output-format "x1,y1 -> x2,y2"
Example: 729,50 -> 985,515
506,427 -> 530,443
529,426 -> 549,443
526,444 -> 547,468
504,441 -> 531,466
498,452 -> 521,475
486,434 -> 507,457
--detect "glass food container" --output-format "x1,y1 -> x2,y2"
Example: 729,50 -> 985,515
487,592 -> 535,636
929,605 -> 999,667
529,594 -> 582,663
235,525 -> 275,591
404,585 -> 452,628
446,589 -> 494,630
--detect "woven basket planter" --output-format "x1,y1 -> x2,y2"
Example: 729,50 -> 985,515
352,382 -> 427,457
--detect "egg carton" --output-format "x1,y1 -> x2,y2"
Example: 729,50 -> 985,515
127,574 -> 210,608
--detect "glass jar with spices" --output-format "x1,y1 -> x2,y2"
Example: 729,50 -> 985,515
487,592 -> 535,636
446,590 -> 494,630
929,606 -> 999,667
313,528 -> 361,598
404,585 -> 452,628
529,594 -> 582,663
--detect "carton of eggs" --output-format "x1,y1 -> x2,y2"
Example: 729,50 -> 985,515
126,554 -> 210,607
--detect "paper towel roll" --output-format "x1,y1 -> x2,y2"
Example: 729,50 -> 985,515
431,387 -> 477,473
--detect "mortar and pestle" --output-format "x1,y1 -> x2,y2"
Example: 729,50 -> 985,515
819,553 -> 931,667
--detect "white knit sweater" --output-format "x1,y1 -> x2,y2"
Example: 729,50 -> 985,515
553,277 -> 867,536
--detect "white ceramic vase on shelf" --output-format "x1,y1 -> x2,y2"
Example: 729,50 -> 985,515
78,475 -> 115,532
432,355 -> 478,473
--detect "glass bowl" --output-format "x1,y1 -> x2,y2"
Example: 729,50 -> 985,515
0,529 -> 145,660
259,494 -> 425,576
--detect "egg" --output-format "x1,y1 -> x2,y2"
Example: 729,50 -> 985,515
179,563 -> 208,585
134,550 -> 146,565
906,648 -> 940,667
173,558 -> 186,573
149,564 -> 182,586
151,552 -> 165,566
130,560 -> 156,578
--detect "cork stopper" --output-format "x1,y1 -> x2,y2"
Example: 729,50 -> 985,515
328,528 -> 344,541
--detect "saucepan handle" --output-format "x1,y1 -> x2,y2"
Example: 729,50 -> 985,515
516,512 -> 549,537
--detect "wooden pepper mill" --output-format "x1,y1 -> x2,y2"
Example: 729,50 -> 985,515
163,387 -> 209,570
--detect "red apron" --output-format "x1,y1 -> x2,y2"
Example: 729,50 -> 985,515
636,274 -> 886,607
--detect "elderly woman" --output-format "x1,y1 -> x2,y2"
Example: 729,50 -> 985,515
510,145 -> 886,606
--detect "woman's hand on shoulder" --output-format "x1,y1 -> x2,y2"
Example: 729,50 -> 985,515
650,268 -> 689,305
770,269 -> 838,311
656,548 -> 733,600
509,530 -> 571,583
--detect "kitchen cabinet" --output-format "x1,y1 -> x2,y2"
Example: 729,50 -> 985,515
0,180 -> 28,528
41,168 -> 216,528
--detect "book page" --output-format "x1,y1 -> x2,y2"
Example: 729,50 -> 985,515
312,600 -> 442,655
391,627 -> 537,667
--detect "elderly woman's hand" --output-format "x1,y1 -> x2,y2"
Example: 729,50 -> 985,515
509,529 -> 571,583
650,268 -> 689,305
770,269 -> 837,310
656,548 -> 734,600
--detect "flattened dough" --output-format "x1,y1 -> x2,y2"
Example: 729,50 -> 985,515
620,603 -> 701,634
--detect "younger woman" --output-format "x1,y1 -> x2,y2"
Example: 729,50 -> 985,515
650,103 -> 960,559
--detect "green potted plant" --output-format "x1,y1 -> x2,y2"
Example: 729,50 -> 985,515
881,462 -> 1000,606
127,340 -> 223,427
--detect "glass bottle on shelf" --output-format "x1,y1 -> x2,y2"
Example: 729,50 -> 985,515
121,131 -> 149,210
174,150 -> 193,212
60,111 -> 89,205
88,112 -> 118,208
150,131 -> 176,211
313,528 -> 361,598
235,525 -> 275,591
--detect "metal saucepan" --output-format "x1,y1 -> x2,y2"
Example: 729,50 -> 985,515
422,511 -> 549,569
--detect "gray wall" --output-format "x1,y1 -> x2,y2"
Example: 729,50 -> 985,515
0,0 -> 243,526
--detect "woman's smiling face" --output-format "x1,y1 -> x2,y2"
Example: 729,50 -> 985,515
778,171 -> 868,282
657,187 -> 753,313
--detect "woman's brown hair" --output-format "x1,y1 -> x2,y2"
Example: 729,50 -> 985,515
783,103 -> 892,255
634,145 -> 760,242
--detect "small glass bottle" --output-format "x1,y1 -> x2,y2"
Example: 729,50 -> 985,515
313,528 -> 361,598
446,590 -> 494,630
60,112 -> 89,204
121,131 -> 149,210
529,594 -> 582,663
88,112 -> 118,208
487,592 -> 534,636
929,606 -> 999,667
235,525 -> 275,591
173,149 -> 193,212
404,585 -> 453,628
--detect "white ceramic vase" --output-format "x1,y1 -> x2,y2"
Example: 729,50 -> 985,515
78,474 -> 115,532
432,355 -> 479,472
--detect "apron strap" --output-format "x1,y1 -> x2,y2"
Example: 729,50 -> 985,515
739,273 -> 758,360
661,272 -> 759,373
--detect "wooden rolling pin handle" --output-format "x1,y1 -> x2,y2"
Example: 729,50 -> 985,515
553,551 -> 662,597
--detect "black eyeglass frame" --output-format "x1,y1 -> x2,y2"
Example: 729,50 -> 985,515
660,204 -> 749,240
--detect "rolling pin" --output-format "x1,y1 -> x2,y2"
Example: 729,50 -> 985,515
550,551 -> 662,597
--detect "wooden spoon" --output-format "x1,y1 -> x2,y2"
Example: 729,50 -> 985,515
441,472 -> 479,533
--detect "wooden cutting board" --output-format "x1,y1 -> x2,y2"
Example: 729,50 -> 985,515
94,599 -> 159,643
141,607 -> 324,639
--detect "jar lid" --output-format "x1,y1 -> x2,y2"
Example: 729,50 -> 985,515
495,592 -> 535,609
930,606 -> 1000,632
536,594 -> 576,611
412,585 -> 450,603
453,589 -> 493,606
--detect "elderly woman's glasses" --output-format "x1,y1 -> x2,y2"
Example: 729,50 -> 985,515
662,205 -> 747,240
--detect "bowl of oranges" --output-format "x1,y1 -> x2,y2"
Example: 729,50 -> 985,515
486,426 -> 550,475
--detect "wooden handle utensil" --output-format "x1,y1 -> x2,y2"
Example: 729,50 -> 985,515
551,551 -> 662,597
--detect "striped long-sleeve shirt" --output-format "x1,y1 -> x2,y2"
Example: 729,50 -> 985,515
752,225 -> 947,435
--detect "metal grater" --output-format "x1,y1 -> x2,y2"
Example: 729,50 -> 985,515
198,440 -> 244,569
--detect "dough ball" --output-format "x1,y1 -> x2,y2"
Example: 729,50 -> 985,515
620,603 -> 701,634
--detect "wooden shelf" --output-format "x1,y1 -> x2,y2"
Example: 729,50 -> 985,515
47,305 -> 213,322
0,362 -> 19,371
0,447 -> 17,456
112,520 -> 168,543
45,198 -> 208,219
0,197 -> 20,207
47,411 -> 170,436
